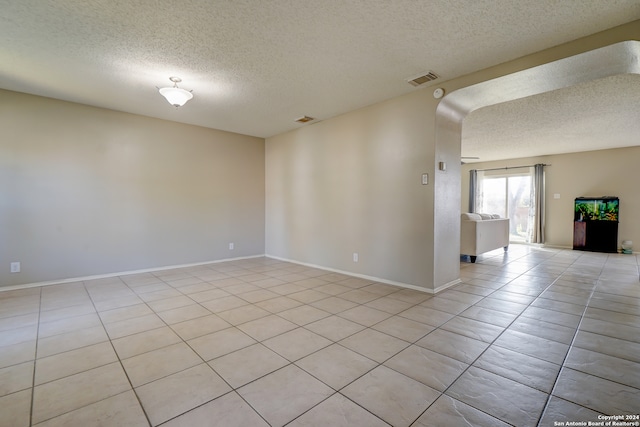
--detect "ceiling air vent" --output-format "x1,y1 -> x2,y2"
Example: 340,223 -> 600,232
295,116 -> 315,123
407,71 -> 439,87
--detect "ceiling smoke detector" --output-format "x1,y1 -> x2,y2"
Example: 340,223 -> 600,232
407,71 -> 439,87
295,116 -> 315,123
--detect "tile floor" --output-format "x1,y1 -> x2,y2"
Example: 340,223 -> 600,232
1,245 -> 639,426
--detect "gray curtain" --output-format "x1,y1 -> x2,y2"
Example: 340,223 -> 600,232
532,164 -> 545,243
469,169 -> 477,213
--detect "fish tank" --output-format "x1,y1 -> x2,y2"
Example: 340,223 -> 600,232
574,197 -> 619,222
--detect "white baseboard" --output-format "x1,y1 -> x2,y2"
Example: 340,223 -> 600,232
0,254 -> 266,293
266,254 -> 436,294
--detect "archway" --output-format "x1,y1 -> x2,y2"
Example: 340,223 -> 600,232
432,40 -> 640,292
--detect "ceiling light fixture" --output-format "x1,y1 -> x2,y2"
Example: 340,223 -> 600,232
158,77 -> 193,107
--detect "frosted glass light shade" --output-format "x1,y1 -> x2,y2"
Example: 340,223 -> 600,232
159,87 -> 193,107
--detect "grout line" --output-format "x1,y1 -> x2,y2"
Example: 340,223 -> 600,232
28,286 -> 42,427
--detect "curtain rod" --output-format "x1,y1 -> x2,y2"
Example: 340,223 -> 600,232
472,163 -> 551,172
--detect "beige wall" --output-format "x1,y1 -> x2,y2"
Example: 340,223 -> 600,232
461,146 -> 640,250
265,20 -> 640,291
266,91 -> 437,289
0,90 -> 265,287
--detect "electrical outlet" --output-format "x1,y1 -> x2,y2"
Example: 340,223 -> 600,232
229,243 -> 234,250
353,253 -> 359,263
10,262 -> 20,273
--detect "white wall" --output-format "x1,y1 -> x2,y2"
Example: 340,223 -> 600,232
461,147 -> 640,250
0,90 -> 265,287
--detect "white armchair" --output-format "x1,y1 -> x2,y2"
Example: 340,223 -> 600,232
460,213 -> 510,263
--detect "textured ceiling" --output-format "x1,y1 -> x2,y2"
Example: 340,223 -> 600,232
1,1 -> 639,152
462,73 -> 640,162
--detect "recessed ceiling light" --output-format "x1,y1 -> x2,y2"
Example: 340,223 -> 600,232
295,116 -> 315,123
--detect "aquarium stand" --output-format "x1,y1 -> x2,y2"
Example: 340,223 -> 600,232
573,196 -> 619,253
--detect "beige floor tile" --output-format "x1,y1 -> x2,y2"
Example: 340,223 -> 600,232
0,361 -> 33,396
0,340 -> 36,369
420,297 -> 471,315
93,295 -> 144,312
269,283 -> 307,295
217,304 -> 271,325
304,316 -> 365,341
459,306 -> 517,327
398,305 -> 455,327
33,390 -> 148,427
138,288 -> 183,303
340,329 -> 409,363
188,288 -> 230,303
35,341 -> 117,385
156,304 -> 211,324
254,296 -> 302,313
136,363 -> 231,426
209,343 -> 289,388
447,366 -> 548,427
170,314 -> 231,341
38,304 -> 96,324
440,316 -> 504,343
32,362 -> 131,424
314,282 -> 351,296
38,313 -> 102,339
146,295 -> 195,312
188,327 -> 256,360
161,392 -> 269,427
384,345 -> 468,392
342,365 -> 439,427
288,289 -> 330,304
222,283 -> 261,295
0,325 -> 38,348
538,396 -> 604,426
508,316 -> 576,344
237,289 -> 280,303
288,393 -> 388,427
339,289 -> 380,304
365,296 -> 414,314
296,343 -> 377,389
372,316 -> 435,342
104,313 -> 165,339
310,296 -> 358,314
0,389 -> 31,427
175,282 -> 216,294
473,345 -> 560,393
415,394 -> 510,427
112,326 -> 182,359
36,325 -> 108,358
520,306 -> 582,329
277,305 -> 330,326
416,329 -> 489,364
338,305 -> 392,327
237,364 -> 333,427
386,289 -> 432,304
263,328 -> 332,361
122,342 -> 202,387
201,295 -> 250,313
237,314 -> 298,341
579,317 -> 640,343
0,313 -> 38,331
553,367 -> 639,415
98,303 -> 154,324
565,347 -> 640,389
494,330 -> 569,365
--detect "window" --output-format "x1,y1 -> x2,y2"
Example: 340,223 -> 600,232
476,168 -> 535,243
